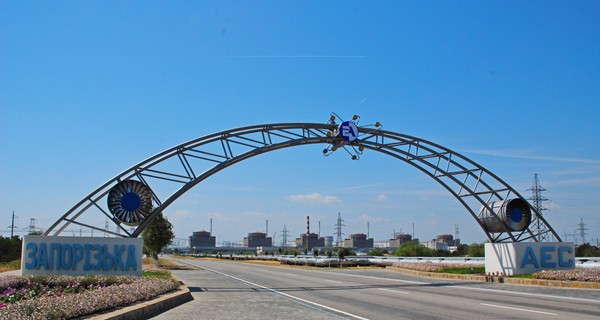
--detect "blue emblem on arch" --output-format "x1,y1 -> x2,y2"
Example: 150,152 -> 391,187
339,121 -> 358,142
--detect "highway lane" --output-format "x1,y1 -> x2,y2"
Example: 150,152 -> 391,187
153,258 -> 600,320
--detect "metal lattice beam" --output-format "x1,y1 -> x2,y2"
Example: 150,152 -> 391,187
44,123 -> 561,242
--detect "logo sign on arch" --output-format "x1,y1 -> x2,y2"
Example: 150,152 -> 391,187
339,121 -> 358,142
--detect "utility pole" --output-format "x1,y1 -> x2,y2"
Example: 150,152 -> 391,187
9,211 -> 18,238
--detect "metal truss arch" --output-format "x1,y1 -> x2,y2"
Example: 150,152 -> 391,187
44,122 -> 561,242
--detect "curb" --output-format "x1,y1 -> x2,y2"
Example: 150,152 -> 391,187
84,281 -> 194,320
386,266 -> 600,289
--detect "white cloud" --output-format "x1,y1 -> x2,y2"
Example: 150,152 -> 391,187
287,193 -> 340,204
358,213 -> 387,223
463,148 -> 600,164
241,211 -> 269,219
173,210 -> 194,218
207,211 -> 227,220
376,194 -> 388,201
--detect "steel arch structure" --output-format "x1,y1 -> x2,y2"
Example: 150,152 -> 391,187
44,122 -> 560,242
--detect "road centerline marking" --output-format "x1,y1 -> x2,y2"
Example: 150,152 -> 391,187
480,303 -> 558,316
325,279 -> 343,284
378,288 -> 410,295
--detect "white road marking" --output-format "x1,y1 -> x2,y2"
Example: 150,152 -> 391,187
378,288 -> 410,295
480,303 -> 558,316
450,285 -> 600,304
325,279 -> 343,284
202,265 -> 370,320
178,259 -> 600,308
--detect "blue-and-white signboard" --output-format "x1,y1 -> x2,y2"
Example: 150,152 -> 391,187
485,242 -> 575,276
22,235 -> 143,276
339,121 -> 358,142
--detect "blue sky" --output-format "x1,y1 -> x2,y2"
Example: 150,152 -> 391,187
1,1 -> 599,246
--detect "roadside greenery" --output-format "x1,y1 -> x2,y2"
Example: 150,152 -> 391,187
391,242 -> 482,257
391,262 -> 484,273
0,260 -> 20,273
575,243 -> 600,257
0,265 -> 179,319
439,266 -> 485,274
0,236 -> 22,263
141,212 -> 175,267
533,269 -> 600,282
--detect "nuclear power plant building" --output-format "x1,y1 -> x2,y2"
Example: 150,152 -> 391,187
243,232 -> 273,247
388,233 -> 413,248
295,233 -> 325,249
189,230 -> 216,248
342,233 -> 374,249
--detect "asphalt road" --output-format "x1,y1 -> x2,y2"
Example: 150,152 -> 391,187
152,258 -> 600,320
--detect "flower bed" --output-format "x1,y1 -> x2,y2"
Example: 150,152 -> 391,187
0,274 -> 179,319
391,262 -> 484,273
533,269 -> 600,282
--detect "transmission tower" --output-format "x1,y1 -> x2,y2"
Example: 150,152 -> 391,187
334,212 -> 345,247
454,224 -> 460,245
527,174 -> 551,241
280,225 -> 289,247
577,218 -> 588,245
27,218 -> 42,234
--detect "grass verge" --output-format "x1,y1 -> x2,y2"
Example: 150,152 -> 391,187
0,260 -> 20,273
438,266 -> 485,274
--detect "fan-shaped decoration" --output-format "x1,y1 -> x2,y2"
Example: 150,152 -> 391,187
107,180 -> 153,226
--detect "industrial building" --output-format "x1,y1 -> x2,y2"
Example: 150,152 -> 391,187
189,230 -> 216,248
295,233 -> 325,249
324,236 -> 334,247
423,234 -> 458,251
243,232 -> 272,248
341,233 -> 374,249
388,233 -> 413,248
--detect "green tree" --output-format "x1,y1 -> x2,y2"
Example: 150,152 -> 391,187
393,241 -> 435,257
466,243 -> 485,257
368,247 -> 383,256
326,250 -> 333,259
141,212 -> 175,267
337,248 -> 354,259
453,244 -> 469,256
576,243 -> 600,257
0,236 -> 22,263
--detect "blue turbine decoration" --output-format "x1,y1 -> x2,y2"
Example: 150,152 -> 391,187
107,180 -> 153,226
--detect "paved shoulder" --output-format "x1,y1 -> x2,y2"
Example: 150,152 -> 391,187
151,268 -> 348,320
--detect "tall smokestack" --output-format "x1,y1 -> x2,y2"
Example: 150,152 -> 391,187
210,218 -> 213,234
266,220 -> 269,235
